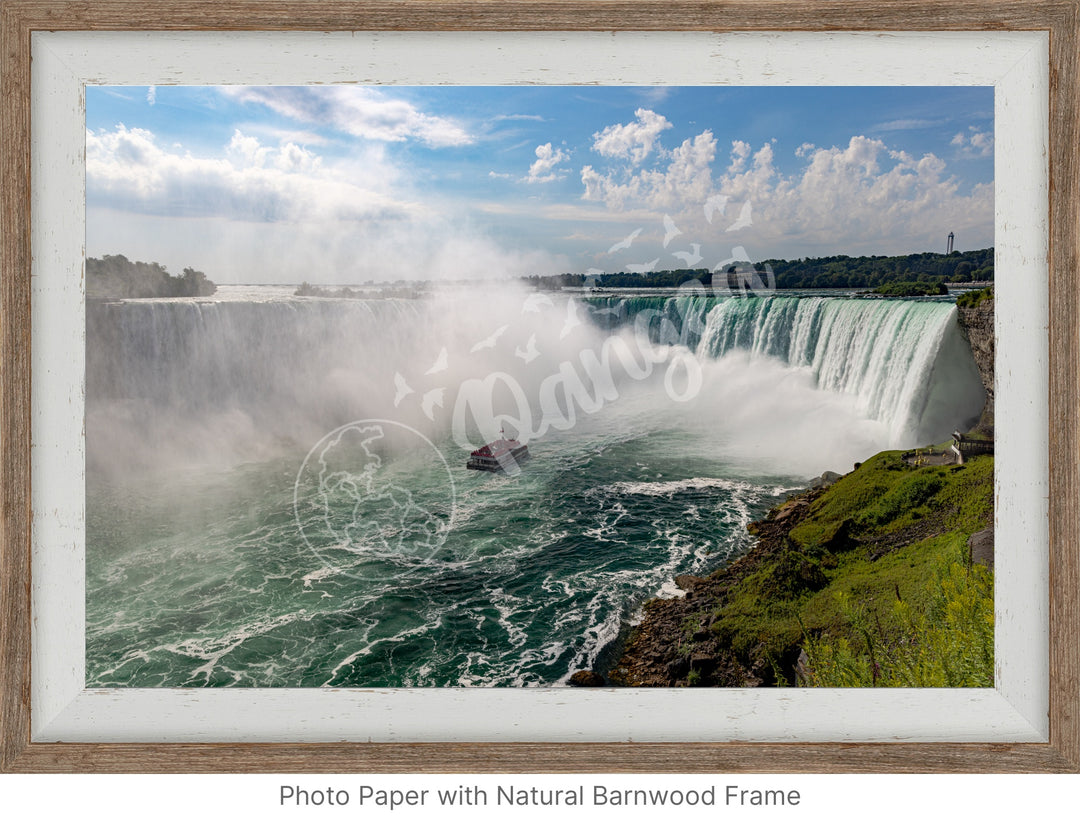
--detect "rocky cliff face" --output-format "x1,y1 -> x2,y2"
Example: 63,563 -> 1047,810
956,295 -> 995,436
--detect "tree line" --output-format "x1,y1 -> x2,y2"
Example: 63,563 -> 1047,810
760,248 -> 993,290
522,248 -> 993,291
86,254 -> 217,299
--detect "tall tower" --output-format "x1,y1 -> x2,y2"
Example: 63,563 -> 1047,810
947,231 -> 955,254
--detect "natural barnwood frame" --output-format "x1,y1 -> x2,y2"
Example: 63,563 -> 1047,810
1,0 -> 1077,773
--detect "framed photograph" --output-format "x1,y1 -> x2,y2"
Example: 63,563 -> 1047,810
2,1 -> 1078,773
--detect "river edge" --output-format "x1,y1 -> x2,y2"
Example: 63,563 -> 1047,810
575,472 -> 838,688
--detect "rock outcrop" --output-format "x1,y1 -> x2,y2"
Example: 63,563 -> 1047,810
567,670 -> 606,687
969,527 -> 994,571
956,294 -> 994,435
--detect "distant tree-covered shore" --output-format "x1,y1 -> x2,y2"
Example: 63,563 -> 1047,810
872,280 -> 949,297
523,248 -> 993,292
86,254 -> 216,299
760,248 -> 993,290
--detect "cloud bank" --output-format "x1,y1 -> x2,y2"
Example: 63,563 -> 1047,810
580,109 -> 992,258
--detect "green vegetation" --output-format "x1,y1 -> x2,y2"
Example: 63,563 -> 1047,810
522,269 -> 711,292
761,248 -> 993,290
86,254 -> 216,299
523,248 -> 993,292
703,452 -> 994,687
956,285 -> 994,309
871,280 -> 948,297
800,554 -> 993,687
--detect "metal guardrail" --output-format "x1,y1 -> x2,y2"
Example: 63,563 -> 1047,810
952,432 -> 994,457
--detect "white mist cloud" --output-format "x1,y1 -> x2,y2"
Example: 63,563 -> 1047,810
86,125 -> 567,283
221,86 -> 473,148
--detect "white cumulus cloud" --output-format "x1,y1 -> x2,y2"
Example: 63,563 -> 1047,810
591,108 -> 672,165
87,124 -> 410,223
525,143 -> 569,183
950,126 -> 994,158
582,130 -> 717,212
579,132 -> 992,257
714,135 -> 992,254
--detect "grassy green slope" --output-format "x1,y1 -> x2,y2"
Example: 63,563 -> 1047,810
713,451 -> 993,686
612,450 -> 994,688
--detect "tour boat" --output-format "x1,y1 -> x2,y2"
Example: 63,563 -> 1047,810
466,433 -> 531,473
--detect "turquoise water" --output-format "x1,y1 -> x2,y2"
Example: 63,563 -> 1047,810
87,423 -> 791,687
85,288 -> 984,688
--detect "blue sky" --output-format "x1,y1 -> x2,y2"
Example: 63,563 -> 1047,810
86,85 -> 994,283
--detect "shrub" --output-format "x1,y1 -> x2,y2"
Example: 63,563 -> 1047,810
762,542 -> 828,599
956,285 -> 993,309
872,281 -> 948,297
862,473 -> 945,526
799,556 -> 993,687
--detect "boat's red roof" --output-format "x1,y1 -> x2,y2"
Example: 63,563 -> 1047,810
470,438 -> 524,457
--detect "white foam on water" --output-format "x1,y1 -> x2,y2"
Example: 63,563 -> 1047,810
326,615 -> 444,686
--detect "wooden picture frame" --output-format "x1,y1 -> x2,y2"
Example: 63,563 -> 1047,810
1,0 -> 1077,774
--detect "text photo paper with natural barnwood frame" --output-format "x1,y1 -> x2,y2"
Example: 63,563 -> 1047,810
1,1 -> 1078,773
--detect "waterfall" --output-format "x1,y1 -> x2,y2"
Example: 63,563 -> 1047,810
85,296 -> 437,474
86,289 -> 985,477
584,293 -> 985,446
86,297 -> 426,412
